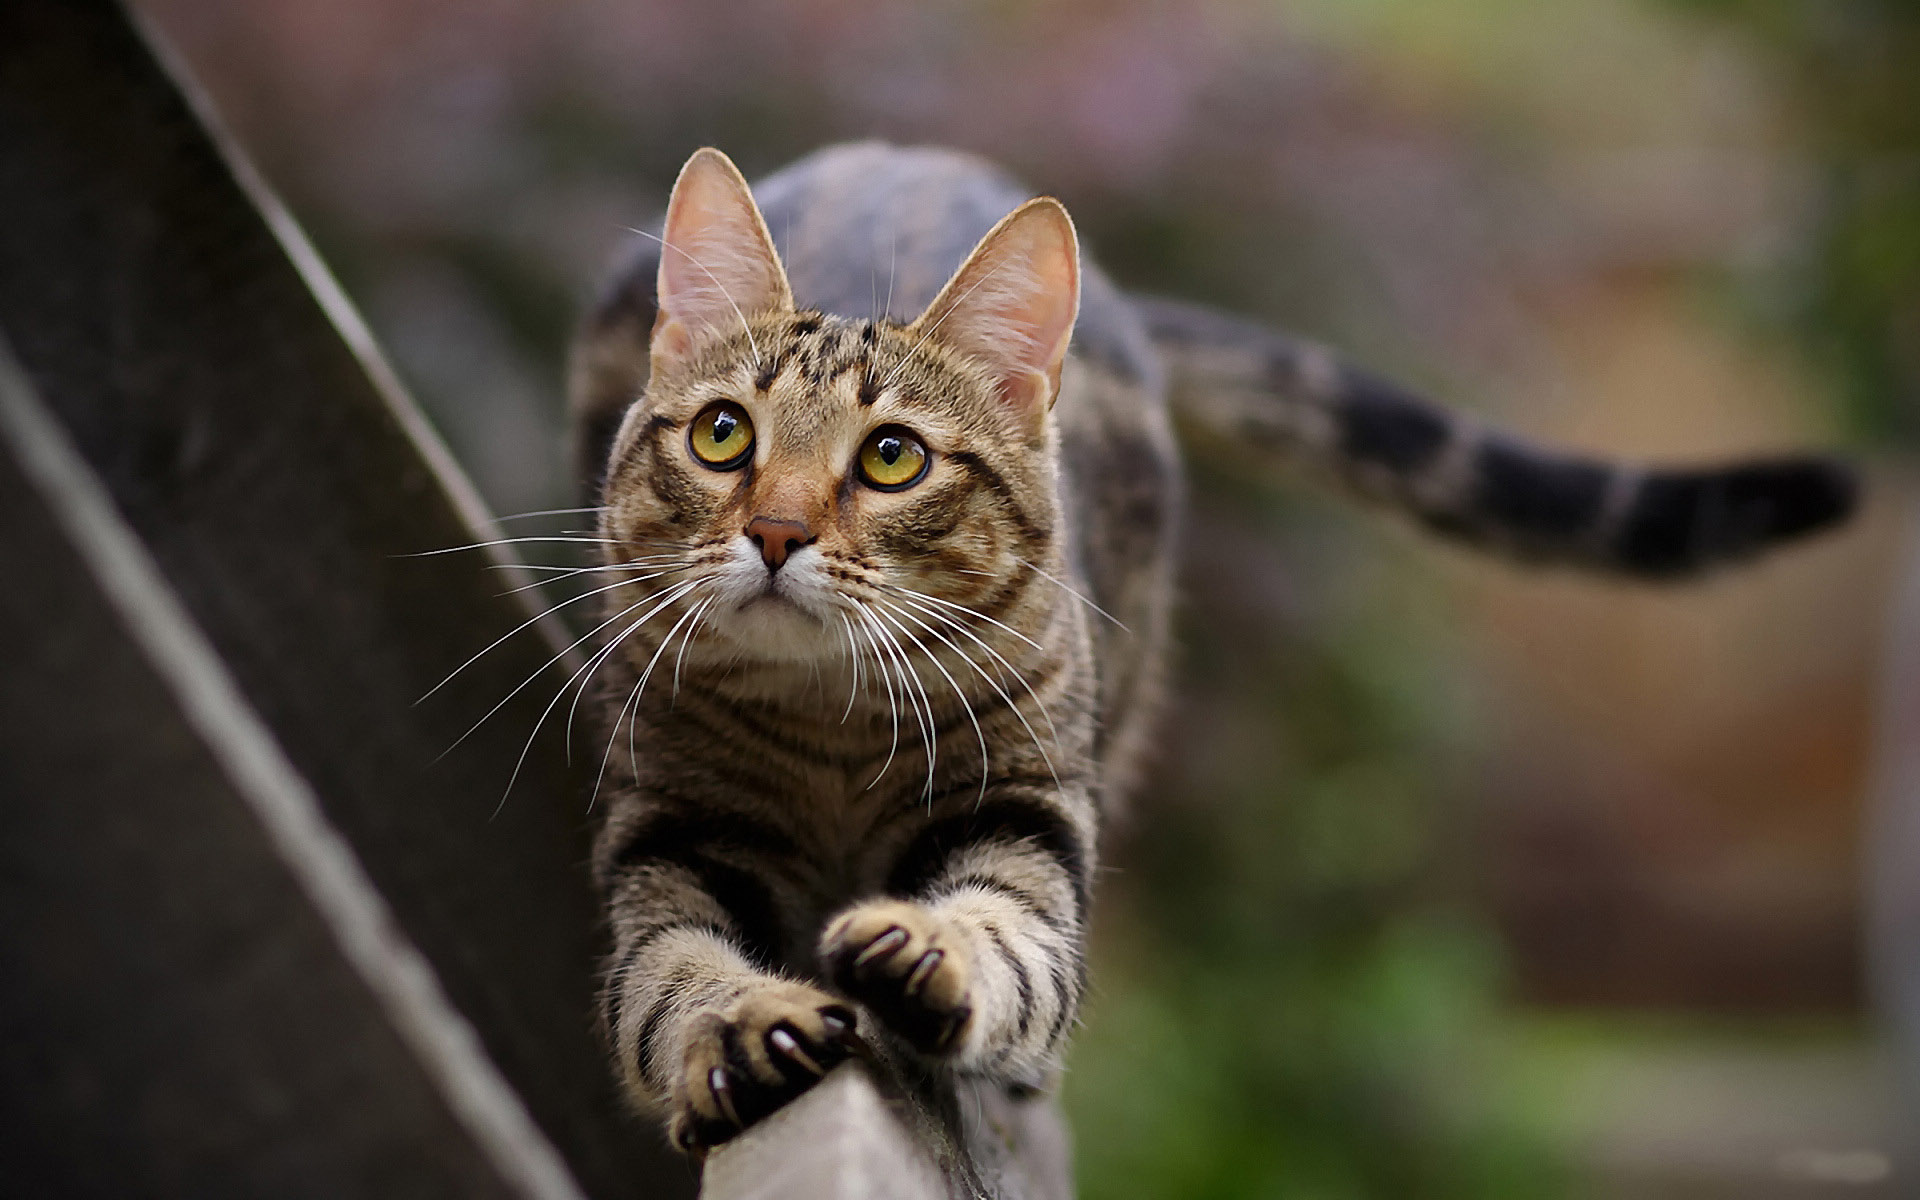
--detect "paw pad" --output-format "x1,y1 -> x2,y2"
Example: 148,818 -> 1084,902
669,984 -> 856,1153
820,901 -> 973,1056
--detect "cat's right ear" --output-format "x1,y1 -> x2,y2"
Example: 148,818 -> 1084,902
651,148 -> 793,367
910,197 -> 1080,432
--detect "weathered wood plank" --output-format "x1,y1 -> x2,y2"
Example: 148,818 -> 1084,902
0,2 -> 682,1194
695,1061 -> 1073,1200
697,1067 -> 947,1200
0,341 -> 552,1199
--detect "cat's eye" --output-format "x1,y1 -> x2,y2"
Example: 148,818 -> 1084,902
857,426 -> 930,491
687,401 -> 755,470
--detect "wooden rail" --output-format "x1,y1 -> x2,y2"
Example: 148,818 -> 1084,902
0,2 -> 1066,1195
697,1061 -> 1071,1200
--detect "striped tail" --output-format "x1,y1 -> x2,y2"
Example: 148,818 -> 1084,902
1135,295 -> 1858,578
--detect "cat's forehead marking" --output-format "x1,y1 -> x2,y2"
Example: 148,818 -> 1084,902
711,310 -> 992,463
764,316 -> 888,407
748,314 -> 864,395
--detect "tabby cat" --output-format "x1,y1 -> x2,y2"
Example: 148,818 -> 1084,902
568,143 -> 1854,1153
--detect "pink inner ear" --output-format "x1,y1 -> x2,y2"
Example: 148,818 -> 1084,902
653,150 -> 791,357
917,199 -> 1081,415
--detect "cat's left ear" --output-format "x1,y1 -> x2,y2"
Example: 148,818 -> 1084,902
652,147 -> 793,367
911,197 -> 1080,427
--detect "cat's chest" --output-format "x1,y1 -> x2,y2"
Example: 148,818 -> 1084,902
773,765 -> 937,891
647,716 -> 931,884
752,773 -> 950,965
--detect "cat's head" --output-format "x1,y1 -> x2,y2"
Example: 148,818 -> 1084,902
598,148 -> 1080,668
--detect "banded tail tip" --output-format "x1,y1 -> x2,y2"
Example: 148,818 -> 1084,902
1615,455 -> 1859,577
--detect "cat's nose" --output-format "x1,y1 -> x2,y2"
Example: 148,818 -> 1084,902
745,516 -> 815,571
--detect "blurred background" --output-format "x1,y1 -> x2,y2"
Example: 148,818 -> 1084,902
127,0 -> 1916,1194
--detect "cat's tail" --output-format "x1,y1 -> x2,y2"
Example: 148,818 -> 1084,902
1134,295 -> 1858,577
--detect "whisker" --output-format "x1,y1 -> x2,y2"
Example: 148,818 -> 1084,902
888,589 -> 1061,745
622,226 -> 763,367
883,593 -> 1061,793
890,599 -> 1059,794
880,259 -> 1010,392
491,543 -> 725,581
673,596 -> 717,700
623,682 -> 645,799
884,230 -> 898,322
398,535 -> 619,558
486,561 -> 654,575
482,533 -> 695,558
860,607 -> 937,801
499,568 -> 635,597
493,577 -> 704,813
866,610 -> 929,797
589,583 -> 712,811
567,579 -> 705,764
1015,558 -> 1127,631
494,557 -> 685,596
441,576 -> 691,764
492,505 -> 609,522
450,583 -> 667,766
872,599 -> 990,804
894,586 -> 1047,654
837,611 -> 865,722
851,603 -> 904,789
419,569 -> 674,706
505,630 -> 644,818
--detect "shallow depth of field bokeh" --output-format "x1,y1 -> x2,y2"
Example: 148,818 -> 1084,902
133,0 -> 1916,1194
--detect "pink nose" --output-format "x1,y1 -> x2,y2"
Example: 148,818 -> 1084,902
745,516 -> 814,570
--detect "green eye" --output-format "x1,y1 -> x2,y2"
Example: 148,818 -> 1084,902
688,401 -> 754,470
857,426 -> 930,491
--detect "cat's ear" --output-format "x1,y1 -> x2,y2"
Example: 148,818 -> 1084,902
911,197 -> 1080,425
652,147 -> 793,366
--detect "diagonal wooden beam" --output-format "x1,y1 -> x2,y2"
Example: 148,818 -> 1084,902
0,1 -> 684,1194
0,337 -> 586,1199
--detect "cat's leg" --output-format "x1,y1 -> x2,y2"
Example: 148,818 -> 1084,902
600,815 -> 852,1152
820,792 -> 1093,1083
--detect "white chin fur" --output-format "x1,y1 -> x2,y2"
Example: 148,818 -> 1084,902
703,537 -> 845,663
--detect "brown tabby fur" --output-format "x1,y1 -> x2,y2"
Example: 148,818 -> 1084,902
570,143 -> 1853,1153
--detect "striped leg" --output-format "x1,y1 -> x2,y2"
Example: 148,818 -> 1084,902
820,793 -> 1092,1082
600,823 -> 854,1152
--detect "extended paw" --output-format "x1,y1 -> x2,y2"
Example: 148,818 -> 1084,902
820,899 -> 973,1056
669,982 -> 856,1153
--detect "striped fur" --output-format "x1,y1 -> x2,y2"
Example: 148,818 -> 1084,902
571,143 -> 1853,1153
577,146 -> 1145,1154
1136,295 -> 1856,576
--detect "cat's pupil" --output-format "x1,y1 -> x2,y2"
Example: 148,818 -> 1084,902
712,413 -> 736,441
878,437 -> 901,464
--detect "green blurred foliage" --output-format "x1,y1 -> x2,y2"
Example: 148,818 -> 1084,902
1064,473 -> 1561,1198
1666,0 -> 1920,442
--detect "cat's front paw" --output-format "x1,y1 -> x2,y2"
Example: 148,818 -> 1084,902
670,982 -> 856,1153
820,900 -> 973,1056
